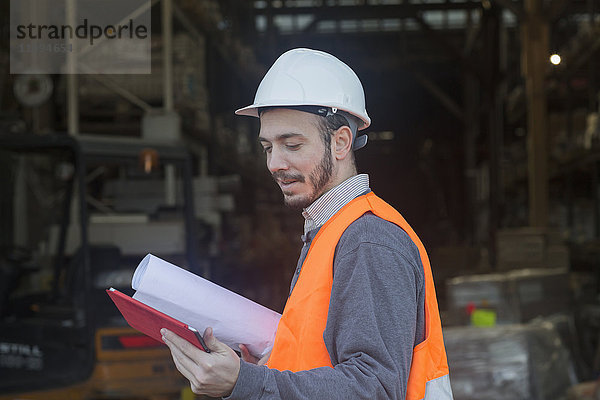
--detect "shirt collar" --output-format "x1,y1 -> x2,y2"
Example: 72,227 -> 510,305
302,174 -> 370,235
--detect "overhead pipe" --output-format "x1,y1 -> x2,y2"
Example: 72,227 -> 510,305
66,0 -> 78,136
162,0 -> 174,112
162,0 -> 176,206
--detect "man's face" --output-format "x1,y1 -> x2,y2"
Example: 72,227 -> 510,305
259,108 -> 334,210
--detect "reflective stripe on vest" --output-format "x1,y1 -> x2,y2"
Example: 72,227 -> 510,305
267,192 -> 453,400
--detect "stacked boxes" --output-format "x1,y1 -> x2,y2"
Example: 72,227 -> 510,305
446,227 -> 571,324
496,227 -> 569,270
445,325 -> 531,399
446,268 -> 570,324
444,323 -> 577,400
509,268 -> 571,322
446,273 -> 517,324
444,228 -> 576,398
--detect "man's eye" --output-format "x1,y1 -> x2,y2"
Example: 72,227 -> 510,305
262,146 -> 272,154
286,144 -> 301,150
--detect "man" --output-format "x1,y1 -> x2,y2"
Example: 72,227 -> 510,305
161,48 -> 453,399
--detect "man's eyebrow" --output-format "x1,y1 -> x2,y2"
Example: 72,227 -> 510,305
278,132 -> 304,140
259,132 -> 305,143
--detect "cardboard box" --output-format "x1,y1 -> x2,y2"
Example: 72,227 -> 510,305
444,322 -> 576,399
508,268 -> 570,322
447,267 -> 571,325
446,273 -> 518,324
496,227 -> 569,271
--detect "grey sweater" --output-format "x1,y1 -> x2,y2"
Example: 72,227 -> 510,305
226,212 -> 426,399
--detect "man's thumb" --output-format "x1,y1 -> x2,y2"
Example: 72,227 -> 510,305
203,327 -> 226,353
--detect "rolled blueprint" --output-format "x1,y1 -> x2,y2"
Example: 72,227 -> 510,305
132,254 -> 281,357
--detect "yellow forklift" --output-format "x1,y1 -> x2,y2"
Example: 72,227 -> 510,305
0,133 -> 203,400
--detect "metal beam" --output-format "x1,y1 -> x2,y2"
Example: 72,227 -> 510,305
174,0 -> 266,85
463,9 -> 481,56
163,0 -> 174,112
254,2 -> 482,18
409,69 -> 465,123
464,73 -> 480,244
80,70 -> 153,112
77,0 -> 157,59
66,0 -> 78,136
522,0 -> 549,227
67,0 -> 158,134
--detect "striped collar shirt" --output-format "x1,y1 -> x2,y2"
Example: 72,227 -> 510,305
302,174 -> 370,235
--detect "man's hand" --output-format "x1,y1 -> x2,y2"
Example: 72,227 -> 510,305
239,344 -> 271,366
161,327 -> 240,397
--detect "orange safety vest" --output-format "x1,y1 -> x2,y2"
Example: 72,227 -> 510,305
267,192 -> 452,400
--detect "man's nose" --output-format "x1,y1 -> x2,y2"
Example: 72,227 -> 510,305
267,147 -> 288,173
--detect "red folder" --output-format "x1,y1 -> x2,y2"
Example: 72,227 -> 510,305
106,288 -> 208,352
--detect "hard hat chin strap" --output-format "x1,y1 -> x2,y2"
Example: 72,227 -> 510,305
353,134 -> 368,150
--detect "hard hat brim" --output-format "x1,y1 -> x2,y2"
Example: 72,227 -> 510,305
235,103 -> 371,131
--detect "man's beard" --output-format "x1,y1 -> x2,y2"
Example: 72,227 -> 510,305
272,147 -> 333,210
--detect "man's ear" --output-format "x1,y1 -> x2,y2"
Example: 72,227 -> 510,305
332,126 -> 353,160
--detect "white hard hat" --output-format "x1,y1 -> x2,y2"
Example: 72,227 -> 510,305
235,48 -> 370,149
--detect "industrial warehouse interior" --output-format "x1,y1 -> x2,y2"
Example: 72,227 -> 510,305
1,0 -> 600,399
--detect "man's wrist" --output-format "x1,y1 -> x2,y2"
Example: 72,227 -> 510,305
223,359 -> 266,400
